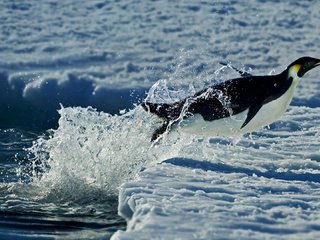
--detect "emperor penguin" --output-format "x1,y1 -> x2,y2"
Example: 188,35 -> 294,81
142,56 -> 320,141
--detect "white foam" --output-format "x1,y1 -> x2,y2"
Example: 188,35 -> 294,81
22,106 -> 149,201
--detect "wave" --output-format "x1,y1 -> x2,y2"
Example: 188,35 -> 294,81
0,70 -> 148,130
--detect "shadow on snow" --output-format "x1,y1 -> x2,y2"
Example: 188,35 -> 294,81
163,158 -> 320,183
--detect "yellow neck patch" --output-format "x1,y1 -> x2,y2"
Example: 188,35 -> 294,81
288,64 -> 302,79
291,64 -> 301,75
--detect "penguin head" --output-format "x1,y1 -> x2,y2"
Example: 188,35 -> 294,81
287,56 -> 320,78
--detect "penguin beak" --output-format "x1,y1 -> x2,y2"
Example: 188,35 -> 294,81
310,61 -> 320,72
314,58 -> 320,67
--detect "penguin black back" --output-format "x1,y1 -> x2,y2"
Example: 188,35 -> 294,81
142,73 -> 291,123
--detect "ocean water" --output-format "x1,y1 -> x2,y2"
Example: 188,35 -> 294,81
0,128 -> 126,239
1,0 -> 320,239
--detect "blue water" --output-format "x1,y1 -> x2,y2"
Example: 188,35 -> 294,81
1,0 -> 320,239
0,129 -> 125,239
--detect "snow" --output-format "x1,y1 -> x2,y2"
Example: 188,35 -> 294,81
112,107 -> 320,239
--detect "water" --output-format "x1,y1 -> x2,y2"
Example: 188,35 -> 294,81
0,106 -> 179,239
0,128 -> 126,239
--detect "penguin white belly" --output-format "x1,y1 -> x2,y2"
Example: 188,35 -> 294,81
176,79 -> 298,137
176,110 -> 248,136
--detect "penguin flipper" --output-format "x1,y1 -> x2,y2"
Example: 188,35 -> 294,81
241,103 -> 263,129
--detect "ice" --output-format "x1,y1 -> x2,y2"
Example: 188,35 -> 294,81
112,107 -> 320,239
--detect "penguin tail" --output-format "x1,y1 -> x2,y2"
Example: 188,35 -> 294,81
141,102 -> 173,120
141,102 -> 179,141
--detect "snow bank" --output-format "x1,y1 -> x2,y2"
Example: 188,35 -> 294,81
112,106 -> 320,239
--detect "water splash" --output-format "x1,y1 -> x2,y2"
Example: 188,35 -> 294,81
20,107 -> 189,205
18,52 -> 248,204
146,48 -> 229,104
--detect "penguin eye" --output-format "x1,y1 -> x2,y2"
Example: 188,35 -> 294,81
297,63 -> 311,77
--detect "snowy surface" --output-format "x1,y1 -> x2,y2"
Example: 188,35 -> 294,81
112,107 -> 320,239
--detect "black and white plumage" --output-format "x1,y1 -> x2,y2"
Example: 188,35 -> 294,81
142,57 -> 320,141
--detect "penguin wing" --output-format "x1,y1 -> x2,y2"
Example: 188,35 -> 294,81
240,102 -> 263,129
